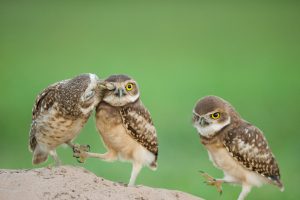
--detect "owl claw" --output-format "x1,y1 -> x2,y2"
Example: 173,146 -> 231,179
199,170 -> 223,195
82,144 -> 91,152
116,181 -> 127,187
72,144 -> 90,152
73,150 -> 87,163
76,156 -> 86,163
72,144 -> 90,163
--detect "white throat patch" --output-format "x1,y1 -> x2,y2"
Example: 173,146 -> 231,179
103,92 -> 140,107
195,117 -> 231,138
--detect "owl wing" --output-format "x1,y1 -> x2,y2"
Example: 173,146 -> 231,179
31,82 -> 61,120
223,123 -> 282,188
120,102 -> 158,158
29,81 -> 63,151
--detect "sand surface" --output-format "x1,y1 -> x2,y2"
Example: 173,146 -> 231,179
0,165 -> 203,200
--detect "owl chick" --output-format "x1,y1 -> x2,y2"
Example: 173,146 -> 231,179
29,73 -> 105,165
192,96 -> 283,200
73,74 -> 158,186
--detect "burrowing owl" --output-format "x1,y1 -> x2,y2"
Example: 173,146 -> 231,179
192,96 -> 283,200
29,73 -> 105,165
73,74 -> 158,186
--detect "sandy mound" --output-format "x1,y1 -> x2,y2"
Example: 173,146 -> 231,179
0,166 -> 203,200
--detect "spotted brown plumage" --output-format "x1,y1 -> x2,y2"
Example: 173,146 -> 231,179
30,81 -> 59,152
192,95 -> 283,200
223,123 -> 282,188
120,101 -> 158,160
72,74 -> 159,186
29,73 -> 104,165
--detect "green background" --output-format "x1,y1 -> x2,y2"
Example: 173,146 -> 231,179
1,1 -> 299,199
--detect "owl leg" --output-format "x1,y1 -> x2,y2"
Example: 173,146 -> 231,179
199,171 -> 223,194
49,150 -> 61,166
128,162 -> 142,186
237,185 -> 252,200
83,152 -> 117,161
73,149 -> 117,163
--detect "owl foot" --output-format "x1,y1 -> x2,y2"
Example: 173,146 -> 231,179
46,160 -> 61,169
75,144 -> 90,152
199,170 -> 223,195
125,184 -> 142,188
46,165 -> 53,169
115,181 -> 127,187
72,144 -> 90,163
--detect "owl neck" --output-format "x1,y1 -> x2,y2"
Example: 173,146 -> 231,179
201,116 -> 242,146
121,97 -> 141,108
200,119 -> 234,145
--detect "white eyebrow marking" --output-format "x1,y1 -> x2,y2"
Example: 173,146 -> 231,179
192,109 -> 220,117
192,110 -> 201,117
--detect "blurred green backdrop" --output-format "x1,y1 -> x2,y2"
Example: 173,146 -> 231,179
1,0 -> 299,199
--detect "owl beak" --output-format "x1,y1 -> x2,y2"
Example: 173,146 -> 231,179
199,117 -> 207,126
114,88 -> 125,98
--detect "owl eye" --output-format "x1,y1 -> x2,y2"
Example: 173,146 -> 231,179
125,83 -> 134,91
211,112 -> 221,119
193,115 -> 200,121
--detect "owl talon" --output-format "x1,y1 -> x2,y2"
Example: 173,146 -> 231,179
72,144 -> 91,153
72,145 -> 89,163
199,171 -> 223,194
116,182 -> 127,187
73,151 -> 87,163
80,144 -> 90,152
76,156 -> 86,163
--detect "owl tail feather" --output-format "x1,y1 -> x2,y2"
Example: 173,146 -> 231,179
278,181 -> 285,192
149,161 -> 157,171
29,133 -> 37,152
32,146 -> 48,165
268,175 -> 284,192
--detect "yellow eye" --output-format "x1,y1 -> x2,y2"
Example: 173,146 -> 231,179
125,83 -> 134,91
211,112 -> 221,119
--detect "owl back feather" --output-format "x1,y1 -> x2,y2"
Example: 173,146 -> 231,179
223,122 -> 283,189
29,82 -> 60,152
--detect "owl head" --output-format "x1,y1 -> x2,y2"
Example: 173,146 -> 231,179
192,96 -> 238,138
59,73 -> 103,115
102,74 -> 140,107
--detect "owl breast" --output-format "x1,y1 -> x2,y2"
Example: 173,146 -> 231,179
34,105 -> 88,149
96,102 -> 155,164
206,143 -> 266,187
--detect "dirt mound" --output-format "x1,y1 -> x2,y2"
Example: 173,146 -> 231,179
0,165 -> 203,200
